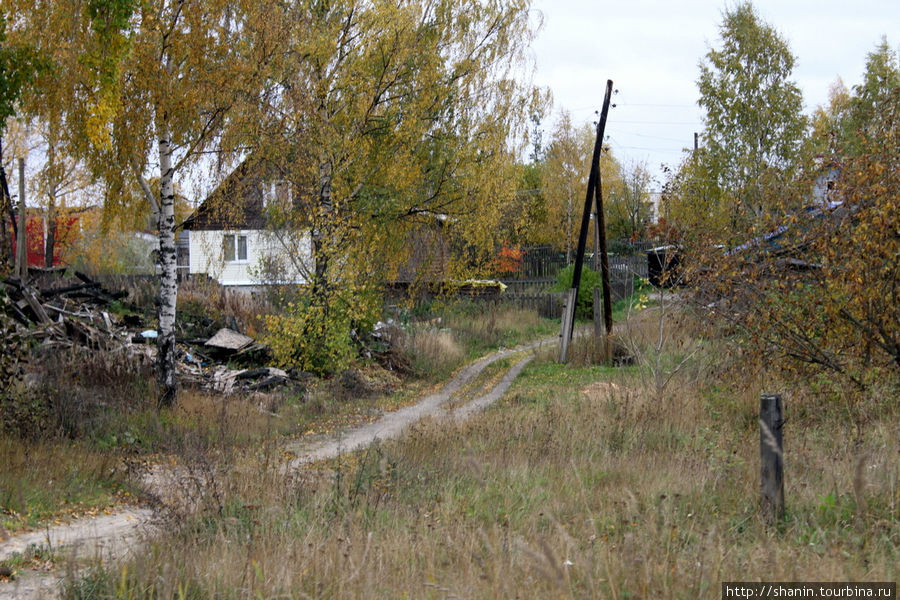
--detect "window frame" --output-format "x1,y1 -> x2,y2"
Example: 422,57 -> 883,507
223,232 -> 249,264
261,180 -> 293,210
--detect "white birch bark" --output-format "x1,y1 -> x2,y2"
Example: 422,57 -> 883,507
156,122 -> 178,407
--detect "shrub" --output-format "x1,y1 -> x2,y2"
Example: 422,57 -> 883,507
3,345 -> 155,441
550,264 -> 601,319
264,285 -> 379,376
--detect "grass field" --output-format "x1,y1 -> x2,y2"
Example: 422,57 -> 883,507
57,299 -> 898,599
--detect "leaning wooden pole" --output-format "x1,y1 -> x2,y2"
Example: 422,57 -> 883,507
593,140 -> 613,336
568,80 -> 614,342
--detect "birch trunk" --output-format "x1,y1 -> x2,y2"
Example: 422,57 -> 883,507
156,123 -> 178,407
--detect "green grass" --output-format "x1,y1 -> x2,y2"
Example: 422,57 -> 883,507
0,438 -> 128,531
610,276 -> 659,322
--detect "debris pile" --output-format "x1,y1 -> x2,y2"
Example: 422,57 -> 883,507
3,270 -> 138,353
2,270 -> 297,395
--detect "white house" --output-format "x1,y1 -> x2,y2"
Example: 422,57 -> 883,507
182,161 -> 313,289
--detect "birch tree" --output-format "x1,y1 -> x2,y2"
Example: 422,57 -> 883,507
812,39 -> 900,160
608,160 -> 652,241
9,0 -> 271,406
542,111 -> 622,261
248,0 -> 539,372
0,11 -> 45,270
697,1 -> 806,227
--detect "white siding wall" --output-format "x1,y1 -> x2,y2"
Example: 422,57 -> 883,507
188,229 -> 312,286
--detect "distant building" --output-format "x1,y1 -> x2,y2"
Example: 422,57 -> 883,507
8,207 -> 83,268
181,160 -> 312,289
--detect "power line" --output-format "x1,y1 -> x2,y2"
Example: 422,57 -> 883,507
608,136 -> 688,154
614,130 -> 695,144
613,119 -> 702,125
617,102 -> 697,108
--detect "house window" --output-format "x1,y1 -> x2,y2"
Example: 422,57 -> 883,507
262,180 -> 293,209
223,233 -> 248,263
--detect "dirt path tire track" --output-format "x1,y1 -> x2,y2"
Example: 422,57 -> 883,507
0,336 -> 555,599
284,341 -> 547,467
0,508 -> 155,599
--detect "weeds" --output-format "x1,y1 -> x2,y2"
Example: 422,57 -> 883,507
60,299 -> 897,599
177,277 -> 270,339
0,437 -> 127,531
2,287 -> 893,598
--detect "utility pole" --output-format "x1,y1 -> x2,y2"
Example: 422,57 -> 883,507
559,79 -> 614,361
594,125 -> 613,337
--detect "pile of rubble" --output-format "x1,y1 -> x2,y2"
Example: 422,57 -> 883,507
2,269 -> 298,395
3,269 -> 137,352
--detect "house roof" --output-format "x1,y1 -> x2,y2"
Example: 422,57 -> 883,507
183,159 -> 285,231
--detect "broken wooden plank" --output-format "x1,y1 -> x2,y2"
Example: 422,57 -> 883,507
74,271 -> 96,285
39,282 -> 99,298
247,375 -> 290,392
20,286 -> 51,325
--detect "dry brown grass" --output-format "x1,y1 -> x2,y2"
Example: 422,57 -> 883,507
404,326 -> 466,377
0,438 -> 129,532
62,303 -> 898,598
444,305 -> 546,350
177,277 -> 271,338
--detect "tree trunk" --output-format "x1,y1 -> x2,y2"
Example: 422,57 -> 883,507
565,188 -> 572,264
16,158 -> 26,280
44,141 -> 58,268
312,157 -> 334,297
0,138 -> 13,272
44,212 -> 56,268
156,123 -> 178,408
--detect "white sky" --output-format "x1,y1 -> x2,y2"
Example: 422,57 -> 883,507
528,0 -> 900,187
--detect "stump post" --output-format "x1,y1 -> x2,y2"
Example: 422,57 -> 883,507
760,394 -> 785,523
558,288 -> 576,363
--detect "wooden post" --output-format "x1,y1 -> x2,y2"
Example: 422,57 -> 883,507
760,394 -> 785,523
593,286 -> 603,338
16,158 -> 26,281
593,136 -> 613,337
558,288 -> 576,363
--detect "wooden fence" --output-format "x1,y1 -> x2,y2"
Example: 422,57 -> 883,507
470,292 -> 567,319
609,255 -> 648,281
481,255 -> 650,318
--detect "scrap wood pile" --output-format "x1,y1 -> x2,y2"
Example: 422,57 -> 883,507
1,269 -> 298,395
3,268 -> 139,352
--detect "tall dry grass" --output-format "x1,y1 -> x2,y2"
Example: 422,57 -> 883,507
177,277 -> 271,339
402,326 -> 466,378
62,304 -> 898,598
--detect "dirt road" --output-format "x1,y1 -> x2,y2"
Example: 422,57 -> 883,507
0,339 -> 550,599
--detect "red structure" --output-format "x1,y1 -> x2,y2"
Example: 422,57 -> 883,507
8,212 -> 80,267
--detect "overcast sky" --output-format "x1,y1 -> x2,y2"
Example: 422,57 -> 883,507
528,0 -> 900,186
